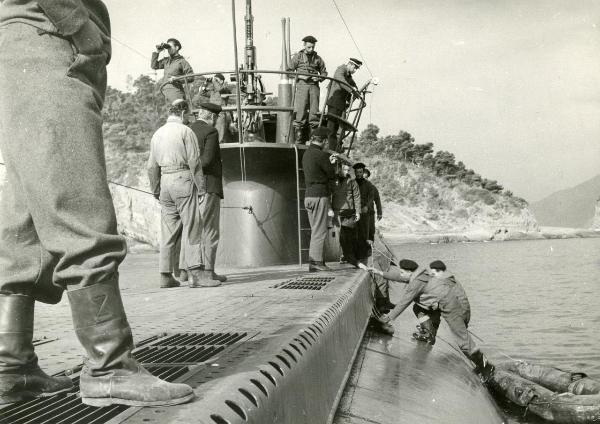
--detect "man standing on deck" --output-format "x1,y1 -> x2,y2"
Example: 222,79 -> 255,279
189,103 -> 227,285
148,100 -> 215,288
326,58 -> 361,151
151,38 -> 194,104
332,163 -> 361,268
364,168 -> 383,242
353,163 -> 375,263
194,74 -> 234,143
302,127 -> 337,272
288,35 -> 327,143
0,1 -> 193,406
370,259 -> 495,381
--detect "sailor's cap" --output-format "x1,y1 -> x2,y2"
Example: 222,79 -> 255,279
199,102 -> 222,114
349,58 -> 363,67
429,260 -> 447,271
302,35 -> 317,43
352,162 -> 366,170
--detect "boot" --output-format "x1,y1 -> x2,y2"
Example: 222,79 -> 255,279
67,279 -> 194,407
176,269 -> 188,284
412,321 -> 436,345
370,317 -> 395,336
0,295 -> 73,405
207,270 -> 227,283
309,261 -> 332,272
160,273 -> 180,288
189,269 -> 221,288
376,296 -> 396,314
469,350 -> 495,383
294,127 -> 304,144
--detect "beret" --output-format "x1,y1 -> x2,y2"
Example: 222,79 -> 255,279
429,260 -> 447,271
352,162 -> 366,170
214,73 -> 225,81
399,259 -> 419,272
199,102 -> 222,114
302,35 -> 317,43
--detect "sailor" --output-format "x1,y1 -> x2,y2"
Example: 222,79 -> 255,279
0,1 -> 193,406
371,259 -> 495,381
364,168 -> 383,242
287,35 -> 328,143
352,162 -> 375,262
151,37 -> 195,104
194,74 -> 234,143
147,100 -> 209,288
326,58 -> 361,151
302,127 -> 337,272
332,163 -> 361,267
190,103 -> 227,285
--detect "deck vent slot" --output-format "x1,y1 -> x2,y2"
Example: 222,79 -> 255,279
0,332 -> 248,424
271,276 -> 335,290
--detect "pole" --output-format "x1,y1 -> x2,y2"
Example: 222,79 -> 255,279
232,0 -> 244,144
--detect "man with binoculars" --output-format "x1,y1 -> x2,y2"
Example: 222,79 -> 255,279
151,38 -> 194,104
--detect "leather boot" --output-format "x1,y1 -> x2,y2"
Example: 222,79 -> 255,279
67,278 -> 194,407
309,261 -> 332,272
176,269 -> 188,284
189,268 -> 221,288
0,295 -> 73,405
469,350 -> 495,383
160,273 -> 180,288
207,270 -> 227,283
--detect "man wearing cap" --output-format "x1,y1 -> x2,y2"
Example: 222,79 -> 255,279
353,162 -> 375,262
194,74 -> 233,143
148,100 -> 207,289
287,35 -> 327,143
151,37 -> 195,104
364,168 -> 383,242
326,58 -> 361,151
0,1 -> 193,407
371,259 -> 495,381
302,127 -> 337,271
189,103 -> 227,286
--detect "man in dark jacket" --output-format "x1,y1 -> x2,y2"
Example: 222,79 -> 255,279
288,35 -> 327,143
372,259 -> 495,381
364,168 -> 383,242
0,0 -> 193,407
332,164 -> 361,267
189,103 -> 227,286
326,58 -> 361,151
302,127 -> 337,271
151,37 -> 194,104
353,163 -> 375,262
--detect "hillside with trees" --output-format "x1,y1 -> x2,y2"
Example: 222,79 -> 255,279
101,76 -> 539,241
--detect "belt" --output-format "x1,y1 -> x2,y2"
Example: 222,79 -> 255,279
161,165 -> 189,174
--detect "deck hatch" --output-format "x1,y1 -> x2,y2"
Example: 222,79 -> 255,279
272,276 -> 335,290
0,332 -> 248,424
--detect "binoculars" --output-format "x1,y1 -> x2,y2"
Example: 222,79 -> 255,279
156,42 -> 170,51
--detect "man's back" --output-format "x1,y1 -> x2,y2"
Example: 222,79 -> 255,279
302,145 -> 334,197
190,120 -> 223,198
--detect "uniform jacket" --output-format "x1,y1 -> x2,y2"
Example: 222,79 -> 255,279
327,64 -> 357,110
151,53 -> 194,89
287,49 -> 327,84
190,119 -> 223,198
384,267 -> 471,322
147,116 -> 205,197
368,185 -> 382,216
356,178 -> 375,211
302,144 -> 336,197
332,176 -> 361,215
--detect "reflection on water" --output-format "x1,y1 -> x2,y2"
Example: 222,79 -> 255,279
390,237 -> 600,424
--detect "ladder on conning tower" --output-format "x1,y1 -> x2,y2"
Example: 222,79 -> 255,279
294,145 -> 311,266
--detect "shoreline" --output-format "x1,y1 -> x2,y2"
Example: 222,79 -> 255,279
381,226 -> 600,245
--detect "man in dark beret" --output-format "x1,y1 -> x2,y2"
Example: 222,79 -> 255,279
326,58 -> 362,151
151,37 -> 195,104
188,103 -> 227,286
302,127 -> 337,271
370,259 -> 495,381
287,35 -> 328,143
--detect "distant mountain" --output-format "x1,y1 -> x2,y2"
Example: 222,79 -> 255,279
531,175 -> 600,228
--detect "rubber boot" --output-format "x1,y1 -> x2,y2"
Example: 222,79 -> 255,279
67,279 -> 194,407
189,268 -> 221,288
0,295 -> 73,405
207,270 -> 227,283
469,350 -> 495,383
160,273 -> 180,288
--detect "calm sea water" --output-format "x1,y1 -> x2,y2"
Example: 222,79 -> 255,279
390,237 -> 600,424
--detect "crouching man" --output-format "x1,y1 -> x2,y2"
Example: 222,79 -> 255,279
370,259 -> 495,381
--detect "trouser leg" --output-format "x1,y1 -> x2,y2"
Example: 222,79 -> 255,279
368,211 -> 376,241
327,106 -> 343,151
304,196 -> 329,262
442,308 -> 478,356
174,179 -> 203,270
339,225 -> 359,266
293,83 -> 310,129
308,84 -> 321,128
200,193 -> 221,270
0,24 -> 126,292
159,189 -> 183,273
357,213 -> 370,260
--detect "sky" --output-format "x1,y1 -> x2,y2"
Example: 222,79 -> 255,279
104,0 -> 600,202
